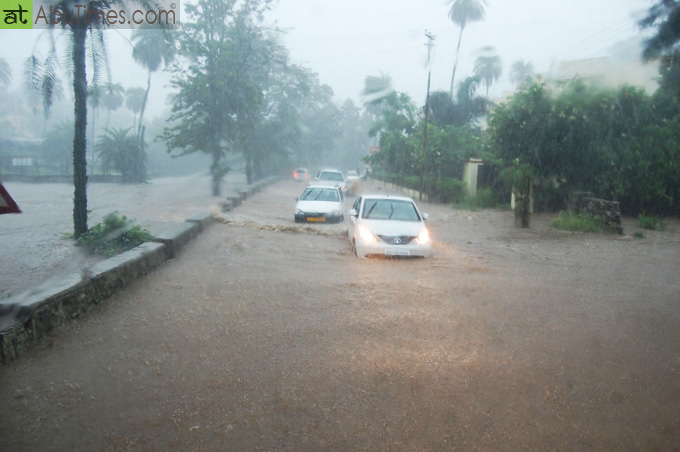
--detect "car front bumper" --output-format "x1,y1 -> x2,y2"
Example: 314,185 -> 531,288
295,213 -> 343,224
355,240 -> 432,258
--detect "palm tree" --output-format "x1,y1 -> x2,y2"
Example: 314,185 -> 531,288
447,0 -> 487,97
509,60 -> 535,89
125,87 -> 146,129
131,26 -> 175,139
96,127 -> 146,183
101,82 -> 125,129
24,0 -> 164,238
88,84 -> 102,161
0,57 -> 12,86
473,49 -> 502,97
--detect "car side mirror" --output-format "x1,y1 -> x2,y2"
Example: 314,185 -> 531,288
423,213 -> 429,221
349,208 -> 358,217
295,197 -> 299,202
314,176 -> 319,180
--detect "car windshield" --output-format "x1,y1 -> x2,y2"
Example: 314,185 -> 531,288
362,199 -> 420,221
300,187 -> 340,202
320,172 -> 344,181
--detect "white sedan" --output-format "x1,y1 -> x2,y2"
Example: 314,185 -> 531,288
347,194 -> 432,258
294,184 -> 345,224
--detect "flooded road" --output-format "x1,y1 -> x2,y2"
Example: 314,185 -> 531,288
1,172 -> 247,299
1,178 -> 680,450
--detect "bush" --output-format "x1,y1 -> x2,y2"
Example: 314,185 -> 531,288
638,212 -> 667,231
551,210 -> 603,232
77,212 -> 154,257
432,178 -> 466,203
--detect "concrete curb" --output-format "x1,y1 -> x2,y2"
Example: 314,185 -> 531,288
0,176 -> 280,363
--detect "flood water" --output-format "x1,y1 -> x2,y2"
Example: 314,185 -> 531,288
1,178 -> 679,450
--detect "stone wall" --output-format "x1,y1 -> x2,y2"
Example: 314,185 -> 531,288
569,191 -> 623,235
0,177 -> 279,363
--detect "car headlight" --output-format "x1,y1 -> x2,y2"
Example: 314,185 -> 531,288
358,224 -> 378,243
295,209 -> 304,215
415,228 -> 430,245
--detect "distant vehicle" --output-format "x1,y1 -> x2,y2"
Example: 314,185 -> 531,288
315,169 -> 347,192
345,170 -> 360,181
293,167 -> 309,181
345,170 -> 362,195
294,183 -> 345,224
347,194 -> 432,259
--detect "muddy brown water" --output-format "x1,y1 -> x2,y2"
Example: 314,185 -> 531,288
1,178 -> 679,450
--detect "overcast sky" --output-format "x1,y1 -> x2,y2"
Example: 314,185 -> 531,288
269,0 -> 654,104
0,0 -> 656,120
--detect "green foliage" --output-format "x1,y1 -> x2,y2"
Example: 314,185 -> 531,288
638,212 -> 667,231
77,213 -> 154,257
433,178 -> 467,204
551,211 -> 603,232
488,79 -> 680,215
95,128 -> 146,183
634,230 -> 646,238
160,0 -> 273,195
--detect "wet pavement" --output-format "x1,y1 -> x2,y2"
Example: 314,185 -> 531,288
1,172 -> 248,300
1,178 -> 679,450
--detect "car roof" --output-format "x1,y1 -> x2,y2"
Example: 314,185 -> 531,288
360,194 -> 415,203
306,181 -> 342,189
319,168 -> 343,173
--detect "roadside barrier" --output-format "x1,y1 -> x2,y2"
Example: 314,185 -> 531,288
0,177 -> 280,363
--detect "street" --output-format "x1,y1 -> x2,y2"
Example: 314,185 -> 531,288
1,178 -> 680,450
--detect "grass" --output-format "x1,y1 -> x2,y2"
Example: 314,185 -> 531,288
551,210 -> 604,232
634,231 -> 645,238
76,212 -> 154,257
638,213 -> 667,231
451,188 -> 499,211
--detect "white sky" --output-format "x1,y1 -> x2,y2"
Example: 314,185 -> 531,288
269,0 -> 654,104
0,0 -> 656,120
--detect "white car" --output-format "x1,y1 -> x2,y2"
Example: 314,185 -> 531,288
345,170 -> 360,181
347,194 -> 432,258
294,184 -> 345,224
315,169 -> 347,193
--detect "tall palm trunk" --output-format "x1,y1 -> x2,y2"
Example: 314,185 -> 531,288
138,71 -> 151,137
449,27 -> 465,98
72,27 -> 89,238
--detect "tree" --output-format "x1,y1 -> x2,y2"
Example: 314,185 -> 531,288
447,0 -> 487,97
473,48 -> 502,97
96,127 -> 146,183
161,0 -> 274,196
125,87 -> 146,128
0,57 -> 12,86
428,77 -> 488,128
640,0 -> 680,60
509,59 -> 535,89
101,82 -> 125,129
640,1 -> 680,100
131,25 -> 175,138
24,0 -> 163,238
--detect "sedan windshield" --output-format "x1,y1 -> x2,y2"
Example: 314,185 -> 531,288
320,172 -> 344,181
362,199 -> 420,221
301,188 -> 340,202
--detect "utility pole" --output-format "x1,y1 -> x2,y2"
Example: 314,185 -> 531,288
419,30 -> 436,201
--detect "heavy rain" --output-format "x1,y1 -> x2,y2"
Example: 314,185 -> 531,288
1,0 -> 680,449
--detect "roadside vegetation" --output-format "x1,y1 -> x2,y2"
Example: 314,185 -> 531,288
8,0 -> 680,239
551,211 -> 607,233
76,213 -> 154,257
